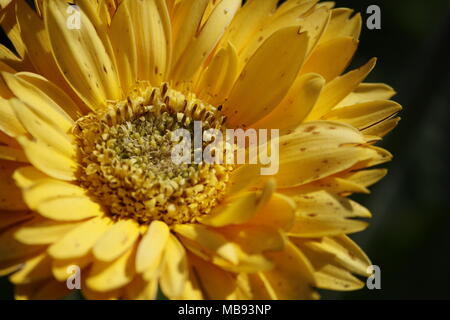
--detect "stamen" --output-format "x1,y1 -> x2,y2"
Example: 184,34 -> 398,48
74,82 -> 232,225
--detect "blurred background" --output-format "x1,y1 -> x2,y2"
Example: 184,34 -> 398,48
1,0 -> 450,300
323,0 -> 450,300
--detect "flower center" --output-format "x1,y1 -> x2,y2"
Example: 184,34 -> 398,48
73,83 -> 232,225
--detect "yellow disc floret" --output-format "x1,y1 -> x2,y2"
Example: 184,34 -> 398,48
74,83 -> 232,225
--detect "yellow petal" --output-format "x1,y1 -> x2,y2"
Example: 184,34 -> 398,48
2,72 -> 76,132
177,224 -> 273,274
225,163 -> 261,195
0,145 -> 27,162
0,97 -> 26,137
294,238 -> 365,291
17,136 -> 76,181
241,3 -> 326,61
231,251 -> 274,273
75,0 -> 117,79
36,196 -> 103,222
44,0 -> 121,110
0,130 -> 19,147
9,253 -> 53,285
100,0 -> 117,22
180,272 -> 204,300
0,263 -> 22,277
48,217 -> 111,259
165,0 -> 176,16
246,193 -> 296,230
76,0 -> 114,34
0,2 -> 26,58
318,2 -> 336,10
15,0 -> 71,91
252,73 -> 325,131
13,166 -> 49,189
306,58 -> 377,120
194,42 -> 239,105
297,6 -> 330,54
108,0 -> 137,93
171,0 -> 240,82
275,121 -> 373,188
171,0 -> 209,69
320,8 -> 362,43
233,273 -> 256,299
136,220 -> 170,273
362,116 -> 401,138
262,241 -> 318,300
0,160 -> 27,211
316,264 -> 365,291
14,218 -> 82,245
352,145 -> 393,169
303,235 -> 371,277
33,0 -> 44,15
0,130 -> 18,148
0,74 -> 12,99
175,224 -> 239,265
188,253 -> 238,300
115,0 -> 171,86
285,176 -> 370,196
218,224 -> 285,254
21,179 -> 87,209
0,225 -> 45,263
207,42 -> 239,105
342,169 -> 388,189
0,45 -> 29,74
294,190 -> 372,219
220,0 -> 278,53
15,72 -> 83,119
93,219 -> 140,262
335,83 -> 397,108
289,216 -> 368,238
324,100 -> 402,130
124,276 -> 158,300
159,234 -> 188,299
200,192 -> 259,228
200,180 -> 274,227
223,28 -> 309,127
10,99 -> 75,158
287,190 -> 371,237
0,0 -> 13,10
246,273 -> 276,300
194,44 -> 230,96
87,243 -> 136,292
274,0 -> 319,18
301,37 -> 358,82
51,254 -> 92,281
17,175 -> 102,220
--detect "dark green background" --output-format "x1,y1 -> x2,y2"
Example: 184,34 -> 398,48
1,0 -> 450,300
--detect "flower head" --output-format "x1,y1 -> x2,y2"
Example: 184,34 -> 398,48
0,0 -> 401,300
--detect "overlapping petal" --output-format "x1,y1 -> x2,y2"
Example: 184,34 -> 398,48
0,0 -> 401,301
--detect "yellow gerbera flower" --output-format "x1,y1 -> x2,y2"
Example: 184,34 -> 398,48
0,0 -> 401,300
